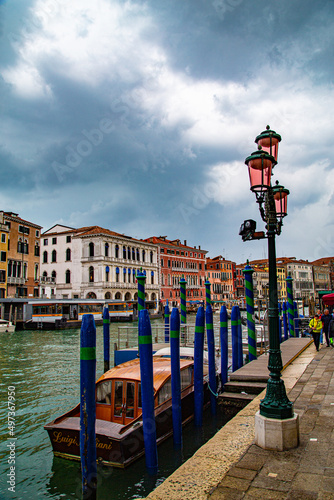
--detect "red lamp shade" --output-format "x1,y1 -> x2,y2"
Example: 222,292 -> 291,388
255,126 -> 281,163
272,183 -> 289,217
245,149 -> 275,193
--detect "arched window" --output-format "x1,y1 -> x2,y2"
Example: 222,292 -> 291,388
66,248 -> 71,261
151,271 -> 154,285
43,251 -> 48,264
142,250 -> 145,262
150,251 -> 153,264
105,292 -> 111,299
105,266 -> 109,282
115,292 -> 121,300
89,242 -> 94,257
115,245 -> 119,258
105,243 -> 109,257
65,269 -> 71,284
116,267 -> 119,283
127,246 -> 131,259
51,249 -> 57,263
51,270 -> 56,281
132,248 -> 135,260
43,271 -> 48,279
123,246 -> 126,259
34,264 -> 38,281
89,266 -> 94,282
136,249 -> 140,261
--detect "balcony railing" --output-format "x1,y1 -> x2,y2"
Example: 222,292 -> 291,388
39,277 -> 56,284
7,277 -> 25,285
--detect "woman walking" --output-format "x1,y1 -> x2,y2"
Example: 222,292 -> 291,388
309,313 -> 322,351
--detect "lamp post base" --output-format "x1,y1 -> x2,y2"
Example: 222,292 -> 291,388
254,411 -> 299,451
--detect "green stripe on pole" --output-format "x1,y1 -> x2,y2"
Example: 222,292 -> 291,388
103,319 -> 110,324
220,321 -> 227,328
206,323 -> 213,330
80,347 -> 96,360
231,320 -> 238,326
195,326 -> 204,333
170,330 -> 179,338
138,335 -> 152,344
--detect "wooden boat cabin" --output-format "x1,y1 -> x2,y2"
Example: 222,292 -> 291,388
45,356 -> 208,467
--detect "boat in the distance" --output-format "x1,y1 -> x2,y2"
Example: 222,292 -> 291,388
44,352 -> 209,467
0,318 -> 15,333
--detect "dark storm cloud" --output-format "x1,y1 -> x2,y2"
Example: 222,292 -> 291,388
1,0 -> 334,260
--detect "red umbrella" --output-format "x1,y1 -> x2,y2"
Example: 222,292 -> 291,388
322,293 -> 334,306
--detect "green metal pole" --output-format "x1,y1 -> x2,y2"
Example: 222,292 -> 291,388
259,192 -> 293,420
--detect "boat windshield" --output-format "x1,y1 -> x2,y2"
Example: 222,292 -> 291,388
96,380 -> 112,404
157,366 -> 193,405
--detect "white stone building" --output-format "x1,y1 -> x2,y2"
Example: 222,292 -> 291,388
40,225 -> 160,302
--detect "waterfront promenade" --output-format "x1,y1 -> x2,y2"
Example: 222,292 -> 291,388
145,341 -> 334,499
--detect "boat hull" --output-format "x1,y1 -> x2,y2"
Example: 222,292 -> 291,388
45,385 -> 209,467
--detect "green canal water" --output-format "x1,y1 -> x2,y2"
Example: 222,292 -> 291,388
0,317 -> 234,500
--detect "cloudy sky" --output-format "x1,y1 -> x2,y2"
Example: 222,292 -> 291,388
1,0 -> 333,263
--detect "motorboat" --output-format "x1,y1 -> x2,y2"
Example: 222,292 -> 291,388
44,354 -> 209,467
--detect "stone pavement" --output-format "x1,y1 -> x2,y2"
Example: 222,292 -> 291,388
208,345 -> 334,499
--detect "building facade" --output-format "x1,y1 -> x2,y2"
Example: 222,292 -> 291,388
280,258 -> 315,300
41,225 -> 160,302
206,256 -> 236,303
3,212 -> 42,298
0,212 -> 9,298
143,236 -> 207,307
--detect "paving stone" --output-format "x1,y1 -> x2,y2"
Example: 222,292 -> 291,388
251,474 -> 291,492
321,474 -> 334,492
291,472 -> 323,493
258,460 -> 298,481
236,453 -> 267,471
286,491 -> 317,499
243,486 -> 288,499
218,475 -> 251,491
226,466 -> 257,481
317,492 -> 334,500
209,486 -> 244,499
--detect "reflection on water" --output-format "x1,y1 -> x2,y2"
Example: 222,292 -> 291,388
0,317 -> 235,500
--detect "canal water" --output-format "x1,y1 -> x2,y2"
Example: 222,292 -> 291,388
0,316 -> 237,500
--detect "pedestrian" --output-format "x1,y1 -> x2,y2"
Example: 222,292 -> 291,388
321,308 -> 332,347
309,313 -> 322,351
329,315 -> 334,347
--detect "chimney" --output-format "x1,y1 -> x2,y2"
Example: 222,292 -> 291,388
184,240 -> 187,246
199,245 -> 201,250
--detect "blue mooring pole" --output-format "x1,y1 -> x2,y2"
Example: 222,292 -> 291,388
194,306 -> 205,427
278,302 -> 282,343
243,264 -> 256,361
206,303 -> 217,415
170,307 -> 182,449
138,309 -> 158,475
164,300 -> 170,342
231,305 -> 239,372
237,307 -> 243,368
80,314 -> 97,500
220,305 -> 228,390
282,301 -> 288,341
103,306 -> 110,373
293,301 -> 299,338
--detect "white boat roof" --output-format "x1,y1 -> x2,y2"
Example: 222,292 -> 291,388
154,347 -> 208,363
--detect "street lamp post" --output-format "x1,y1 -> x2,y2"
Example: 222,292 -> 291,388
240,126 -> 299,450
